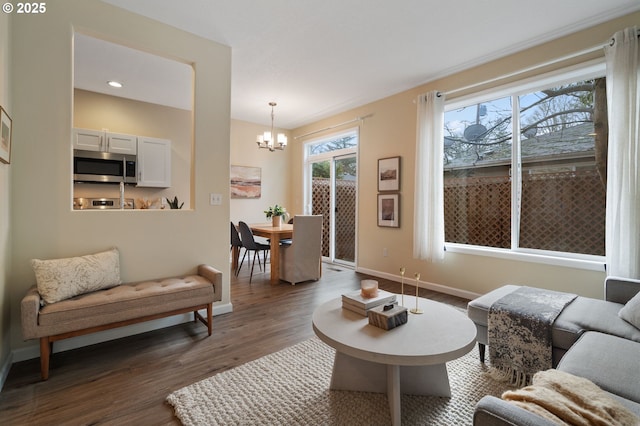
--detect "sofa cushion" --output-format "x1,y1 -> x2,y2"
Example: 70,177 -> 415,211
32,248 -> 121,304
563,298 -> 640,344
619,291 -> 640,330
558,331 -> 640,404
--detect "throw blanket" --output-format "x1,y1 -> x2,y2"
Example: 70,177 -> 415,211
488,286 -> 576,386
502,369 -> 640,426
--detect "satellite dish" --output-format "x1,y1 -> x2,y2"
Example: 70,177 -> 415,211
522,127 -> 537,138
463,123 -> 487,142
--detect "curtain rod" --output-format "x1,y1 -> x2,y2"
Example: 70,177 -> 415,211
441,28 -> 639,99
293,114 -> 373,140
441,43 -> 603,99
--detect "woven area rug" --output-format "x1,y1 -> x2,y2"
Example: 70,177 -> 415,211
167,337 -> 512,425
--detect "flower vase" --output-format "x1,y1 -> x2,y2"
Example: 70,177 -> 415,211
272,215 -> 282,227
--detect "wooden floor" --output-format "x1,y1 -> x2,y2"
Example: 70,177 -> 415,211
0,261 -> 469,425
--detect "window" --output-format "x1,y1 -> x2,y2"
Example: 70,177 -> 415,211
443,65 -> 607,261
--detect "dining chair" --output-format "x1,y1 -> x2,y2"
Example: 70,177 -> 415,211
237,221 -> 271,283
279,215 -> 323,285
230,222 -> 244,276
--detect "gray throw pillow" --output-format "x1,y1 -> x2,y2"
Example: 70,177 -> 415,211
619,291 -> 640,330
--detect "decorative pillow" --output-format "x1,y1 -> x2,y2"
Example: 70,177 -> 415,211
619,291 -> 640,330
32,248 -> 121,304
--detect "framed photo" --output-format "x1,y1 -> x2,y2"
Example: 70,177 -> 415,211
378,156 -> 400,191
0,106 -> 12,164
230,165 -> 262,198
377,193 -> 400,228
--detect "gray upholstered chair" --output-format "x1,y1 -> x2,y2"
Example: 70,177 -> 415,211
279,215 -> 323,285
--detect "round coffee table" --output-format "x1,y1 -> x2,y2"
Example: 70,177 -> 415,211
312,295 -> 476,426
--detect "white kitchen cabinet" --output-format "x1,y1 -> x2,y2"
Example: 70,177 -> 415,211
106,132 -> 137,155
73,128 -> 137,155
73,128 -> 103,151
137,136 -> 171,188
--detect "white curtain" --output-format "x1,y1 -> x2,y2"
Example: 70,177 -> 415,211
605,26 -> 640,278
413,91 -> 445,262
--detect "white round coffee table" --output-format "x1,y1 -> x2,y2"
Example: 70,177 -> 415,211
312,295 -> 476,426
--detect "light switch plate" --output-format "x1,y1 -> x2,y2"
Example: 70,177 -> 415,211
210,193 -> 222,205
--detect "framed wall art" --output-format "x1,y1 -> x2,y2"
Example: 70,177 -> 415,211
230,165 -> 262,198
0,106 -> 12,164
377,193 -> 400,228
378,156 -> 400,191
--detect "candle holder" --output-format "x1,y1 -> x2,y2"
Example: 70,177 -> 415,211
410,272 -> 423,314
399,267 -> 406,307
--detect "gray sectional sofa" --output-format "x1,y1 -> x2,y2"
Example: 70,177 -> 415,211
467,276 -> 640,425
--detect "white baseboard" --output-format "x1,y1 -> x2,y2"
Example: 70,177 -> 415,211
0,336 -> 13,392
355,267 -> 480,301
11,302 -> 233,363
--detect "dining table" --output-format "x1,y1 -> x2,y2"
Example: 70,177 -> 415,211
249,223 -> 294,284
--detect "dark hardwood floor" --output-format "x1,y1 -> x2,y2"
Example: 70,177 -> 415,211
0,261 -> 469,425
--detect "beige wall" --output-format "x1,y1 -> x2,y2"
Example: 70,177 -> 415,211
8,0 -> 231,357
0,8 -> 12,383
291,12 -> 640,300
73,89 -> 192,208
230,119 -> 291,225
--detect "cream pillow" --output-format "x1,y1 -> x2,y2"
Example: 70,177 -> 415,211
619,291 -> 640,330
32,248 -> 121,304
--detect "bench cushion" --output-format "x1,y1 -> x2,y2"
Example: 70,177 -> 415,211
26,275 -> 215,338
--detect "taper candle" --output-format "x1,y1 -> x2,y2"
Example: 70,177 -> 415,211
399,267 -> 406,306
410,272 -> 423,314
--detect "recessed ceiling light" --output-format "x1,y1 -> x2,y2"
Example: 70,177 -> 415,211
107,80 -> 123,88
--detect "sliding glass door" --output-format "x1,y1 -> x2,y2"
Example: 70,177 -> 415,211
306,131 -> 358,265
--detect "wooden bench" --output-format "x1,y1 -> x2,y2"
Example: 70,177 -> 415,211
21,264 -> 222,380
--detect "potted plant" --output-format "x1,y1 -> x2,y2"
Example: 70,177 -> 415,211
166,196 -> 184,209
264,204 -> 287,227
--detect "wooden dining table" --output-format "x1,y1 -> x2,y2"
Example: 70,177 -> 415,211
249,223 -> 294,284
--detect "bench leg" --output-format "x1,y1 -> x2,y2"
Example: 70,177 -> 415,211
40,337 -> 51,380
478,343 -> 486,363
193,304 -> 213,336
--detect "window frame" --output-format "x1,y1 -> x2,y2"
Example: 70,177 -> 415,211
443,59 -> 606,271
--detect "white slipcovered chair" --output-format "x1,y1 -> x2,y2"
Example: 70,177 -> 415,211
279,215 -> 323,285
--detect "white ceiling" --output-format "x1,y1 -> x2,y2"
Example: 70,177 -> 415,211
86,0 -> 640,129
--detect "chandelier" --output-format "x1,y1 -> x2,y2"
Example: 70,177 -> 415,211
256,102 -> 287,151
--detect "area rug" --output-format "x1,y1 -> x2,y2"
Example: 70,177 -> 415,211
167,337 -> 512,425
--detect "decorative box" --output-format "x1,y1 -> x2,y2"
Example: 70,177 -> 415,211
367,303 -> 408,330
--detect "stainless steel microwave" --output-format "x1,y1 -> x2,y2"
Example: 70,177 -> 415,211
73,150 -> 137,184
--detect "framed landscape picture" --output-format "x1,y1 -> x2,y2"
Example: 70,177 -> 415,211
377,193 -> 400,227
0,106 -> 12,164
230,165 -> 261,198
378,156 -> 400,191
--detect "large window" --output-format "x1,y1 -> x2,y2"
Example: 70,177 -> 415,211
443,65 -> 607,260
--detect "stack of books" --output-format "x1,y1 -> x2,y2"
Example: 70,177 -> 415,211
341,290 -> 397,316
